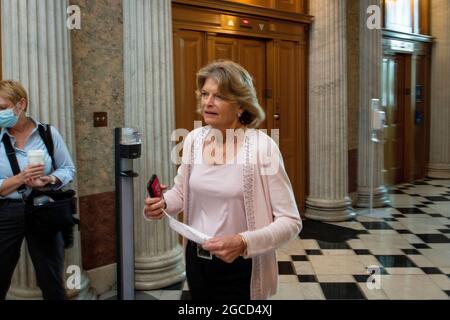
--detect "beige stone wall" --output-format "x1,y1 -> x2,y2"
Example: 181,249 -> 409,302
71,0 -> 124,198
70,0 -> 124,269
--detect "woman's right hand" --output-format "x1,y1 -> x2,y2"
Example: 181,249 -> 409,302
21,164 -> 45,186
144,184 -> 167,220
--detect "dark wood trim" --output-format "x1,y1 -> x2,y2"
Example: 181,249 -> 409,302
173,22 -> 305,43
172,0 -> 314,24
173,2 -> 308,43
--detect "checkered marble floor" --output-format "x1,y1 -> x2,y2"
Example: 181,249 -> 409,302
104,179 -> 450,300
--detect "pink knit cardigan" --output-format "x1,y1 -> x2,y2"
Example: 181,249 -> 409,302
163,126 -> 302,300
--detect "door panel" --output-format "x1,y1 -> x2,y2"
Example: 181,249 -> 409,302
270,40 -> 304,207
207,35 -> 267,128
238,39 -> 267,128
173,30 -> 206,132
208,36 -> 238,61
383,55 -> 405,185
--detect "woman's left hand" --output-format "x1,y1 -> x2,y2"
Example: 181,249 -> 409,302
24,176 -> 52,188
202,235 -> 246,263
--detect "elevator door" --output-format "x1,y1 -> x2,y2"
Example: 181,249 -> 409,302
207,35 -> 304,206
208,35 -> 267,128
173,30 -> 306,209
383,54 -> 406,185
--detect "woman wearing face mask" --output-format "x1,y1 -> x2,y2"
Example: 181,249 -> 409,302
0,80 -> 76,300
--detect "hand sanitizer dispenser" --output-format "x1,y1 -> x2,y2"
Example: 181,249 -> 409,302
115,128 -> 141,300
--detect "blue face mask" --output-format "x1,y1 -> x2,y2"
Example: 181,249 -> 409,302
0,108 -> 19,128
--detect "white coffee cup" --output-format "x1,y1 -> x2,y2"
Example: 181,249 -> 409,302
28,150 -> 45,166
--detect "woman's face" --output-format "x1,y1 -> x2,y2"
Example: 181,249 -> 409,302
200,78 -> 242,131
0,96 -> 27,128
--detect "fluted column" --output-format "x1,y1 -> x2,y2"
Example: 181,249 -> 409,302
306,0 -> 355,222
1,0 -> 94,299
123,0 -> 185,290
428,0 -> 450,179
356,0 -> 390,207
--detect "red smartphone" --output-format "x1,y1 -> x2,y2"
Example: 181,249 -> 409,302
147,174 -> 162,198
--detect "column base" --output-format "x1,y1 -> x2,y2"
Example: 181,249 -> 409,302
305,197 -> 356,222
134,246 -> 186,290
428,163 -> 450,179
356,185 -> 390,208
7,273 -> 96,300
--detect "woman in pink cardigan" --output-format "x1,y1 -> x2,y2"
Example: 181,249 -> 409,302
144,60 -> 302,300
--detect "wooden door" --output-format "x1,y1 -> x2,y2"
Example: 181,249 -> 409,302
207,35 -> 267,128
268,40 -> 305,207
174,32 -> 306,209
383,54 -> 406,185
238,38 -> 267,129
173,30 -> 206,132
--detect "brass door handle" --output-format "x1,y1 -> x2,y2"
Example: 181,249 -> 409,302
274,114 -> 280,120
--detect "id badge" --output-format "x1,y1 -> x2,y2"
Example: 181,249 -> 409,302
197,245 -> 212,260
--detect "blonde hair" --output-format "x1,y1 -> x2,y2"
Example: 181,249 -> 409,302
196,60 -> 265,128
0,80 -> 28,109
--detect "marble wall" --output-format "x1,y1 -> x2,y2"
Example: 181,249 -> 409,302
71,0 -> 124,197
70,0 -> 124,269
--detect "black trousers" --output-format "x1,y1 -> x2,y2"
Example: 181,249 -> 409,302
0,200 -> 66,300
186,240 -> 252,301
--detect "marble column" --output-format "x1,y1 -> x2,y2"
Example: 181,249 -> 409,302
305,0 -> 355,222
428,0 -> 450,179
356,0 -> 390,207
1,0 -> 94,299
123,0 -> 186,290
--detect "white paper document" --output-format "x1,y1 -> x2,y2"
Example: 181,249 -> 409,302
163,211 -> 212,245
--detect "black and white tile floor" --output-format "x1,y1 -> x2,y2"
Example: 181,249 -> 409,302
104,179 -> 450,300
